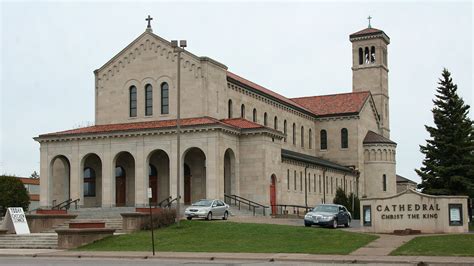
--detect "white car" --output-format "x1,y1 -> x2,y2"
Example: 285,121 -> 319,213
184,199 -> 230,220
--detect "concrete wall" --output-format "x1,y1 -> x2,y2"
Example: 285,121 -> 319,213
360,190 -> 469,233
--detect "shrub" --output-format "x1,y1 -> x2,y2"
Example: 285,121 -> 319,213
141,208 -> 177,230
0,175 -> 30,216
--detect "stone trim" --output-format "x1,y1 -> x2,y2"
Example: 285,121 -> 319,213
361,188 -> 469,201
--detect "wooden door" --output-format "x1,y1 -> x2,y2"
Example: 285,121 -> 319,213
116,176 -> 126,206
270,176 -> 277,214
149,176 -> 157,205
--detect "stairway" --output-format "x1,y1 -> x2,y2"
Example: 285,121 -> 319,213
0,233 -> 58,249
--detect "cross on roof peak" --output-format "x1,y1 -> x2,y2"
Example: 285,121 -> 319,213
145,15 -> 153,30
367,15 -> 372,28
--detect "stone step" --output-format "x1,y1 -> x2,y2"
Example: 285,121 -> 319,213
0,234 -> 58,249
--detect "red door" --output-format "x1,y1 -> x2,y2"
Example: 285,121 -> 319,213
149,176 -> 157,205
270,175 -> 277,214
116,176 -> 126,206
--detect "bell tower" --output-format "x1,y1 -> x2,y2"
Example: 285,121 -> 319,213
350,20 -> 390,138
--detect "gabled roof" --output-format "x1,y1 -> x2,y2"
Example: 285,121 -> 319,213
281,149 -> 355,174
363,130 -> 396,145
396,174 -> 417,185
37,117 -> 274,138
290,91 -> 371,117
349,27 -> 390,43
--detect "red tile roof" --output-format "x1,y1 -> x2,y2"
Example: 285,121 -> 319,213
363,130 -> 396,145
38,117 -> 272,138
290,91 -> 371,117
18,177 -> 40,185
227,72 -> 312,113
220,118 -> 264,129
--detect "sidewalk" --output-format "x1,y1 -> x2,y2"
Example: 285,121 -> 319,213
350,234 -> 416,256
0,249 -> 473,265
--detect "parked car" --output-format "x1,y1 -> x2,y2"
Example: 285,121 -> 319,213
304,204 -> 351,228
184,199 -> 230,220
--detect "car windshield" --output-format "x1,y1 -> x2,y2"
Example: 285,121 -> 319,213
313,205 -> 338,213
192,200 -> 213,207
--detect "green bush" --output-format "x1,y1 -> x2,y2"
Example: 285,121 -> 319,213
0,175 -> 30,216
141,208 -> 177,230
333,188 -> 360,220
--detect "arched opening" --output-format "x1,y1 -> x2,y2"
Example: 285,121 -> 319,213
283,120 -> 287,142
309,128 -> 313,149
252,108 -> 257,122
301,126 -> 304,148
228,99 -> 233,119
147,150 -> 170,205
364,47 -> 370,64
161,82 -> 169,114
241,104 -> 245,118
320,129 -> 327,150
82,153 -> 102,207
270,174 -> 277,214
274,116 -> 278,130
145,84 -> 153,116
50,155 -> 70,206
114,152 -> 135,207
264,112 -> 268,126
358,47 -> 363,65
370,46 -> 376,63
292,123 -> 296,145
183,148 -> 206,205
129,86 -> 137,117
224,149 -> 236,203
341,128 -> 348,149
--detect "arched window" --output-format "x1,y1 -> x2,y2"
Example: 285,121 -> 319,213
283,120 -> 287,142
292,123 -> 296,145
301,126 -> 304,148
252,108 -> 257,122
274,116 -> 278,130
264,112 -> 268,126
145,84 -> 153,116
287,169 -> 290,190
358,47 -> 363,65
364,47 -> 370,64
370,46 -> 376,63
383,174 -> 387,191
160,82 -> 169,114
320,129 -> 327,150
228,99 -> 233,119
241,104 -> 245,118
309,128 -> 313,149
148,164 -> 157,176
83,167 -> 96,197
341,128 -> 348,149
129,86 -> 137,117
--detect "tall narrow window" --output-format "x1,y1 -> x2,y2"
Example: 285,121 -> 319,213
314,174 -> 316,193
301,126 -> 304,148
319,175 -> 321,193
320,130 -> 327,150
129,86 -> 137,117
287,169 -> 290,190
341,128 -> 348,148
300,172 -> 303,191
308,173 -> 311,192
309,129 -> 313,149
364,47 -> 370,64
264,112 -> 268,126
241,104 -> 245,118
331,177 -> 334,194
292,123 -> 296,145
228,99 -> 233,118
383,174 -> 387,191
83,167 -> 96,197
274,116 -> 278,130
358,47 -> 363,65
294,170 -> 297,190
370,46 -> 376,63
253,108 -> 257,122
283,120 -> 287,142
160,82 -> 169,114
145,84 -> 153,116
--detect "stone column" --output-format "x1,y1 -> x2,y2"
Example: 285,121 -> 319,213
101,144 -> 114,208
39,145 -> 50,208
69,143 -> 81,204
206,137 -> 219,199
169,139 -> 178,200
135,141 -> 147,207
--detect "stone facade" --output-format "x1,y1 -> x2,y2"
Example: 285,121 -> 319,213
35,24 -> 399,211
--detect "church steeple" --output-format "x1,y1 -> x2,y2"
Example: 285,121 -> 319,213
350,19 -> 391,138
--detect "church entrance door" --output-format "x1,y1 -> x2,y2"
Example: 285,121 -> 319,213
116,175 -> 126,206
184,164 -> 191,205
270,175 -> 277,214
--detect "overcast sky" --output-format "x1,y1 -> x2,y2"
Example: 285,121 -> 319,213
1,1 -> 472,184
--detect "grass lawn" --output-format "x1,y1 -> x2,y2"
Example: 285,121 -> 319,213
391,234 -> 474,257
76,220 -> 377,254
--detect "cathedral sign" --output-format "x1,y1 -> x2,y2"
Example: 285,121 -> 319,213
1,207 -> 30,235
360,189 -> 468,233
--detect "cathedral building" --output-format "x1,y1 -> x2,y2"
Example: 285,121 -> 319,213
35,20 -> 397,211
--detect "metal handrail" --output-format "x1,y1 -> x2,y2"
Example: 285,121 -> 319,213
164,196 -> 180,208
52,198 -> 80,210
157,196 -> 172,208
270,204 -> 312,216
224,194 -> 269,216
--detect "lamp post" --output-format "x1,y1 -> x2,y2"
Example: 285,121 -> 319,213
171,39 -> 187,227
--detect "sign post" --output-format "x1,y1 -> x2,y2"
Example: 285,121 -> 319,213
148,187 -> 155,256
1,207 -> 30,234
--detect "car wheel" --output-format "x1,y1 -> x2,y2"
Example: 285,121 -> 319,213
332,219 -> 338,229
206,212 -> 212,221
344,219 -> 351,228
304,222 -> 312,227
186,217 -> 192,221
222,211 -> 229,220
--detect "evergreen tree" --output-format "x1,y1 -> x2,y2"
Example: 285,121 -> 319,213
416,69 -> 474,197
